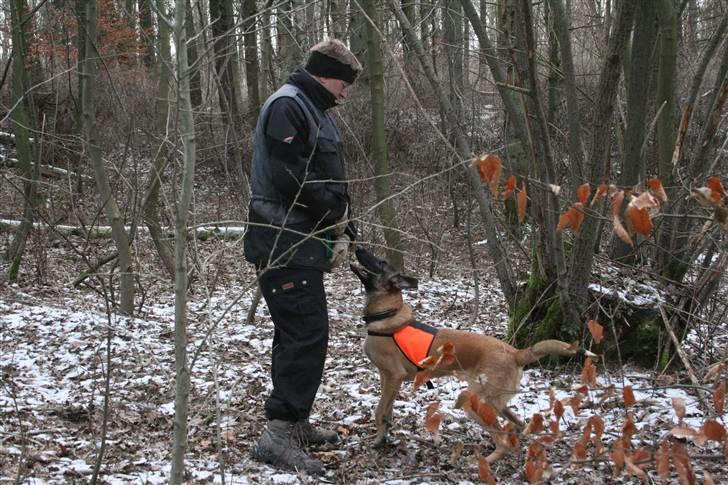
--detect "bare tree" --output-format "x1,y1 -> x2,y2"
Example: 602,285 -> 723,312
80,0 -> 135,315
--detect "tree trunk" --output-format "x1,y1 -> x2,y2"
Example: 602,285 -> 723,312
612,0 -> 658,261
138,0 -> 155,68
81,0 -> 135,316
565,0 -> 637,312
277,1 -> 299,81
242,0 -> 261,124
260,0 -> 275,97
185,0 -> 202,109
6,0 -> 40,282
210,0 -> 245,178
143,0 -> 175,279
365,0 -> 403,269
169,0 -> 197,480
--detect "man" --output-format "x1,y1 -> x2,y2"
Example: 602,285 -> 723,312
243,39 -> 361,474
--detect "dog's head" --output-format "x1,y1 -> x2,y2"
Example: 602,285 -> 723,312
350,248 -> 418,296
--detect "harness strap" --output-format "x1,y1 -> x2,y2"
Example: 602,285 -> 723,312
362,308 -> 399,324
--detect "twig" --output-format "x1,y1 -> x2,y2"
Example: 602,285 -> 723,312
658,305 -> 710,412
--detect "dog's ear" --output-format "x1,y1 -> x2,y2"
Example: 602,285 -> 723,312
390,273 -> 418,290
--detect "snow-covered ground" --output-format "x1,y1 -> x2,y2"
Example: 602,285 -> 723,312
1,261 -> 726,484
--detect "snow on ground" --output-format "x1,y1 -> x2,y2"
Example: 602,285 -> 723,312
1,263 -> 726,484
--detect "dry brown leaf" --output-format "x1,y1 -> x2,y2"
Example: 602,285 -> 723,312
613,214 -> 634,246
587,320 -> 604,345
549,419 -> 560,437
670,425 -> 698,439
610,438 -> 626,471
672,440 -> 695,485
478,455 -> 496,485
524,457 -> 544,484
701,419 -> 726,442
706,176 -> 726,204
576,183 -> 591,204
424,401 -> 443,435
621,413 -> 637,444
503,175 -> 517,199
625,205 -> 654,236
568,394 -> 583,414
655,440 -> 670,479
580,357 -> 597,387
553,399 -> 565,421
590,183 -> 609,207
524,413 -> 544,435
672,397 -> 686,421
474,154 -> 503,197
630,191 -> 660,210
647,178 -> 668,203
572,439 -> 588,460
517,181 -> 528,223
623,385 -> 636,408
713,380 -> 725,415
611,190 -> 625,217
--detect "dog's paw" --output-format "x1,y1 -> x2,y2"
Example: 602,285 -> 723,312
372,434 -> 388,449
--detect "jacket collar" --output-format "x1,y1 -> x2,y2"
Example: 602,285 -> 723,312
287,68 -> 337,112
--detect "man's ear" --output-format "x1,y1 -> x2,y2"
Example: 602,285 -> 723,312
391,274 -> 418,290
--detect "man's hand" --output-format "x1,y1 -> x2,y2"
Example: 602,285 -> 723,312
329,235 -> 351,269
332,204 -> 349,237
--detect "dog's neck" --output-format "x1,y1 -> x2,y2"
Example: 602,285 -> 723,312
365,293 -> 413,333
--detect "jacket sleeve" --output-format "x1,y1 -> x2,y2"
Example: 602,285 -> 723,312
264,98 -> 349,226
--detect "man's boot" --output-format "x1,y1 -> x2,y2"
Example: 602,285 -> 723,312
252,419 -> 324,474
294,419 -> 340,446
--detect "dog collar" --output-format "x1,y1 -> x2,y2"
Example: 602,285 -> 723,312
362,308 -> 399,324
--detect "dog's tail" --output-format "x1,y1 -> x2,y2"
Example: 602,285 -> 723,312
515,339 -> 596,367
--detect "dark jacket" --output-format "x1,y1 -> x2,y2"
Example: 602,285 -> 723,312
244,69 -> 354,271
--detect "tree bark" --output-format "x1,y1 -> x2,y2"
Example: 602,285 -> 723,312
143,0 -> 175,279
169,0 -> 197,480
242,0 -> 261,124
81,0 -> 135,316
566,0 -> 638,311
365,0 -> 404,269
6,0 -> 40,282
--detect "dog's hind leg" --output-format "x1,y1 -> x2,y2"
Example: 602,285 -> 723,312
373,369 -> 406,448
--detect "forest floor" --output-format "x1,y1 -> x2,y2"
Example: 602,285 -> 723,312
1,153 -> 727,484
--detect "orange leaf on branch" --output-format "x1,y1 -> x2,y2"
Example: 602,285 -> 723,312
704,362 -> 726,383
713,380 -> 725,415
700,419 -> 726,442
671,440 -> 695,485
590,183 -> 609,207
613,214 -> 634,246
517,181 -> 528,223
623,385 -> 636,408
524,457 -> 544,484
580,357 -> 597,387
473,154 -> 502,197
576,183 -> 591,204
621,413 -> 637,444
625,205 -> 653,236
556,203 -> 585,234
478,456 -> 496,485
587,320 -> 604,344
655,440 -> 670,480
706,176 -> 726,204
672,397 -> 687,421
503,175 -> 517,199
647,178 -> 668,203
424,401 -> 443,435
568,394 -> 583,414
523,413 -> 544,435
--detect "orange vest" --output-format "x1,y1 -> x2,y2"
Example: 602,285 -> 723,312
391,321 -> 438,368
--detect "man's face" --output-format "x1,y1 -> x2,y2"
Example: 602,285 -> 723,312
318,77 -> 351,102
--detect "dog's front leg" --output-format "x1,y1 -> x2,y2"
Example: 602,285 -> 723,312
374,369 -> 405,448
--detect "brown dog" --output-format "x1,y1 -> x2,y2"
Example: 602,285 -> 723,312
350,248 -> 595,463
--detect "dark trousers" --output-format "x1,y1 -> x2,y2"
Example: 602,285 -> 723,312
258,267 -> 329,422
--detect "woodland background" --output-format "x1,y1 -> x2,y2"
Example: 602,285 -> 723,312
1,0 -> 727,483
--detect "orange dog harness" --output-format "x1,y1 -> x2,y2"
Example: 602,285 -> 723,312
369,321 -> 438,369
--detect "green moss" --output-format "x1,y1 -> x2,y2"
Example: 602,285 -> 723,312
663,259 -> 689,281
619,321 -> 660,365
532,298 -> 562,342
